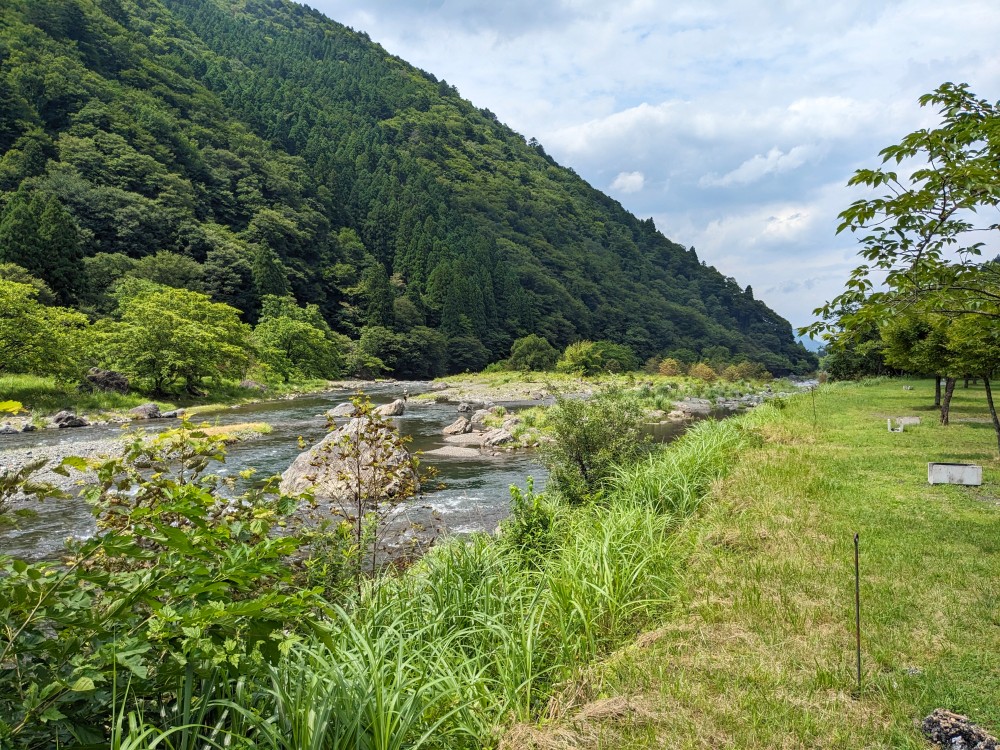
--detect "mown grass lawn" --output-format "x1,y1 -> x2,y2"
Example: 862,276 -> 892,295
527,378 -> 1000,749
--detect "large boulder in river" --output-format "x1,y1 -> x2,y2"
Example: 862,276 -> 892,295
374,398 -> 406,417
482,428 -> 515,447
83,367 -> 129,394
443,417 -> 472,435
279,416 -> 419,503
128,403 -> 162,420
326,402 -> 358,419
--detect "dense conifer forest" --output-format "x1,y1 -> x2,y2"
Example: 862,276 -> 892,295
0,0 -> 816,380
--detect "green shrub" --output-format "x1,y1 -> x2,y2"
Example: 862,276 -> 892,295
541,387 -> 651,504
499,478 -> 558,569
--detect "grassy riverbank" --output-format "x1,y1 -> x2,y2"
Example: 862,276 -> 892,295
2,384 -> 775,748
523,378 -> 1000,748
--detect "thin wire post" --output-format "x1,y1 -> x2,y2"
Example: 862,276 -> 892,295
854,532 -> 862,694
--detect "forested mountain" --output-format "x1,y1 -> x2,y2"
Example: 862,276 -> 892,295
0,0 -> 816,376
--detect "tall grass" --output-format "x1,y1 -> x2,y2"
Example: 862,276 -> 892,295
610,406 -> 771,517
113,407 -> 773,749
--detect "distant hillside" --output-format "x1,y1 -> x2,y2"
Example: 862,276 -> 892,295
0,0 -> 816,375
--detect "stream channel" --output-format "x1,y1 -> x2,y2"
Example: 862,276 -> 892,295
1,382 -> 696,561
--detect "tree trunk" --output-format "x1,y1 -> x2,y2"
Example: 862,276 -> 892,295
964,378 -> 970,388
940,377 -> 957,425
934,376 -> 942,407
985,377 -> 1000,455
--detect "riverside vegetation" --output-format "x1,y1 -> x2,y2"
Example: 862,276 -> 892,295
5,377 -> 999,747
0,386 -> 772,748
508,378 -> 1000,748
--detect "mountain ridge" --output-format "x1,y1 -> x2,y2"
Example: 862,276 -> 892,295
0,0 -> 817,375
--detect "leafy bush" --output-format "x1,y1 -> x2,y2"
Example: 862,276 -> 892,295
555,340 -> 639,376
541,387 -> 651,504
658,357 -> 685,376
689,362 -> 717,382
0,424 -> 315,748
508,334 -> 559,372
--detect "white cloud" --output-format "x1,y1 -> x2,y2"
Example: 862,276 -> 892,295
700,145 -> 814,188
610,171 -> 645,193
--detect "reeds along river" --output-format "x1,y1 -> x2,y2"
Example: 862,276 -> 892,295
0,382 -> 728,562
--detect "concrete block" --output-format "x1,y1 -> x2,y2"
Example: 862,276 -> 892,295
927,462 -> 982,486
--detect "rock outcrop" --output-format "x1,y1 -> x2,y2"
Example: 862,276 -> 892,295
374,398 -> 406,417
326,402 -> 358,418
279,417 -> 419,504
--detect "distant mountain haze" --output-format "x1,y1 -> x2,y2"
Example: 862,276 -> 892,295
0,0 -> 816,375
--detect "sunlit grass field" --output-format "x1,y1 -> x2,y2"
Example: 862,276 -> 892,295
525,378 -> 1000,748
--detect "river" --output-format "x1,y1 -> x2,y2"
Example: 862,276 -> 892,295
0,382 -> 552,561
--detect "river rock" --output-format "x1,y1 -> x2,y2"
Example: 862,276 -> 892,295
83,367 -> 130,394
160,409 -> 183,419
0,422 -> 18,435
457,401 -> 480,414
443,417 -> 472,435
20,423 -> 36,432
327,402 -> 358,418
482,428 -> 514,447
239,379 -> 269,392
128,403 -> 162,420
279,416 -> 419,502
678,398 -> 713,415
374,398 -> 406,417
52,410 -> 90,429
52,411 -> 88,428
501,416 -> 521,431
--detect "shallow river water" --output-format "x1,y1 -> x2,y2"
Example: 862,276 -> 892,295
1,383 -> 551,560
0,381 -> 720,561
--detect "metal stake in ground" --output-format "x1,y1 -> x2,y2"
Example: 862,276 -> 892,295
854,532 -> 862,694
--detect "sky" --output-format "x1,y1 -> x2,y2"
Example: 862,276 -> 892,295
305,0 -> 1000,334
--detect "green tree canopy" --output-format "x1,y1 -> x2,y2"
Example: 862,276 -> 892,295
0,279 -> 88,379
808,83 -> 1000,341
508,334 -> 558,372
95,282 -> 251,394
